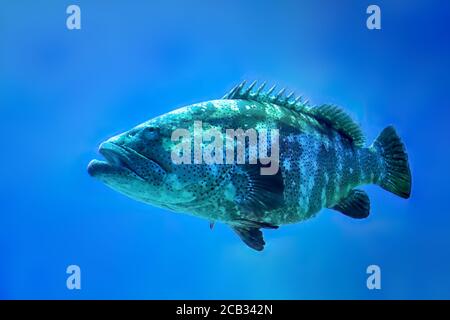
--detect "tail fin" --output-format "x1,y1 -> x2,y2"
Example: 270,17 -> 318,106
373,126 -> 412,198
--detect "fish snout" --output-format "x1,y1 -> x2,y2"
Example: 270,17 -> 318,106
87,141 -> 132,178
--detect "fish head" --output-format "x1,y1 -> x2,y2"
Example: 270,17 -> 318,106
87,104 -> 223,211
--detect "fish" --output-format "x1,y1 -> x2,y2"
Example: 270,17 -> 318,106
87,80 -> 412,251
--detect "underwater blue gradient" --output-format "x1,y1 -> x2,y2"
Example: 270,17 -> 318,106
1,0 -> 449,299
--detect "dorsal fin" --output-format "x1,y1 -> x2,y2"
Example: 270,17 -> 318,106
222,80 -> 310,113
305,104 -> 365,146
223,80 -> 365,146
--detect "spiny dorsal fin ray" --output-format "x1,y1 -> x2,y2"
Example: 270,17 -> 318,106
223,80 -> 309,112
223,80 -> 365,146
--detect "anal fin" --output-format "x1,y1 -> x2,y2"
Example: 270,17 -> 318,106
230,220 -> 278,251
331,189 -> 370,219
231,226 -> 266,251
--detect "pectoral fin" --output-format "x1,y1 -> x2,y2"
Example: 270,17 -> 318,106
331,189 -> 370,219
232,164 -> 285,214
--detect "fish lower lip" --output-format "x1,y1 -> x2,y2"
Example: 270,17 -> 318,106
87,159 -> 110,177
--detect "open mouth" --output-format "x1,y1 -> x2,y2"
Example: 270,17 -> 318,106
88,142 -> 165,180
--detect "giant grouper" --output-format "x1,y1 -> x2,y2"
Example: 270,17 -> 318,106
88,81 -> 412,251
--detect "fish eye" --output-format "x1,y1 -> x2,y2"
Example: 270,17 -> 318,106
143,126 -> 160,140
127,129 -> 138,138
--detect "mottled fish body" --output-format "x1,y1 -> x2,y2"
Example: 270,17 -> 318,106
88,81 -> 411,251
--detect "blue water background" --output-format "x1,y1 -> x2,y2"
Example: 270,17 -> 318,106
0,0 -> 449,299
